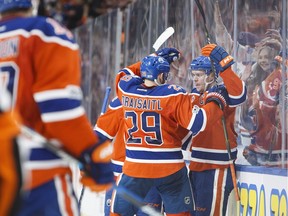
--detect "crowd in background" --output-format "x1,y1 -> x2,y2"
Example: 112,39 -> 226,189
36,0 -> 287,168
37,0 -> 132,29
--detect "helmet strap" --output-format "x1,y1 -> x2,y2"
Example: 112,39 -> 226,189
204,74 -> 216,91
155,73 -> 167,86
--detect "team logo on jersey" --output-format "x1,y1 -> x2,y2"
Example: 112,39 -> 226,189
191,95 -> 195,103
106,198 -> 111,206
192,105 -> 200,114
199,94 -> 205,105
184,196 -> 191,205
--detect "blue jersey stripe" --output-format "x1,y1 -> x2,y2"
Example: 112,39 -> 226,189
30,148 -> 61,161
112,163 -> 123,174
126,149 -> 183,160
229,86 -> 247,106
191,149 -> 238,161
37,98 -> 81,113
190,109 -> 205,135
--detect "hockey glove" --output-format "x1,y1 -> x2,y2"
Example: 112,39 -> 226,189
79,140 -> 114,192
201,44 -> 234,72
156,47 -> 181,64
205,85 -> 229,110
243,146 -> 259,166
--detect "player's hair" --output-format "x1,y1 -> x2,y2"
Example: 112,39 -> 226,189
140,56 -> 170,82
0,0 -> 32,13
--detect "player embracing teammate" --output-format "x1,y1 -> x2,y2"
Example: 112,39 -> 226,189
94,42 -> 244,215
93,43 -> 246,215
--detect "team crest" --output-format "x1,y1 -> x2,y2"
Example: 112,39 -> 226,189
184,196 -> 191,205
192,105 -> 200,114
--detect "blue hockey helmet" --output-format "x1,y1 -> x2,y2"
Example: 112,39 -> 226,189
140,56 -> 170,82
190,55 -> 215,76
0,0 -> 32,13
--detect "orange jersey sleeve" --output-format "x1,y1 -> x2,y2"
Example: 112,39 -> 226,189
94,97 -> 126,176
0,111 -> 21,216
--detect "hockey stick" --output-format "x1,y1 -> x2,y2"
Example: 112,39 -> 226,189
20,125 -> 162,216
100,86 -> 112,115
152,27 -> 175,51
79,86 -> 112,209
194,0 -> 240,202
194,0 -> 211,44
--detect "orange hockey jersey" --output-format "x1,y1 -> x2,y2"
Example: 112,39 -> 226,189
94,97 -> 125,177
114,62 -> 223,178
95,96 -> 193,177
186,67 -> 247,171
0,15 -> 98,189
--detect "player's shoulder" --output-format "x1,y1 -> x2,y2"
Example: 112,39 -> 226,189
29,16 -> 75,42
109,97 -> 122,109
1,16 -> 75,44
191,88 -> 201,95
119,74 -> 143,86
156,84 -> 187,96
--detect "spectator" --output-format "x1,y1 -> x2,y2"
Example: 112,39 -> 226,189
239,44 -> 280,144
243,49 -> 288,167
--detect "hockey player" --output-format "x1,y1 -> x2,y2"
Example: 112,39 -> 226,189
0,1 -> 114,215
110,53 -> 230,216
95,48 -> 184,215
186,44 -> 247,216
95,97 -> 164,215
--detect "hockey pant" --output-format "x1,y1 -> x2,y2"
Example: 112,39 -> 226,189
189,168 -> 233,216
105,184 -> 163,216
16,174 -> 79,216
110,167 -> 194,216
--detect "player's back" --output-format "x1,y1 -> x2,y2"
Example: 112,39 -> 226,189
0,16 -> 77,129
117,74 -> 206,178
0,15 -> 96,189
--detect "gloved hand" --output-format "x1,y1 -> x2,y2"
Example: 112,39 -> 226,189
155,47 -> 181,64
205,85 -> 229,110
243,146 -> 259,166
201,44 -> 234,72
79,140 -> 114,192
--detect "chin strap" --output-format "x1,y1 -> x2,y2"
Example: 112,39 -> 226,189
154,79 -> 166,86
204,75 -> 215,91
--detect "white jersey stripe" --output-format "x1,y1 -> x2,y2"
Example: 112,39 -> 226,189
41,107 -> 85,122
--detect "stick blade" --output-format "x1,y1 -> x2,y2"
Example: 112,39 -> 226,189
152,27 -> 175,51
